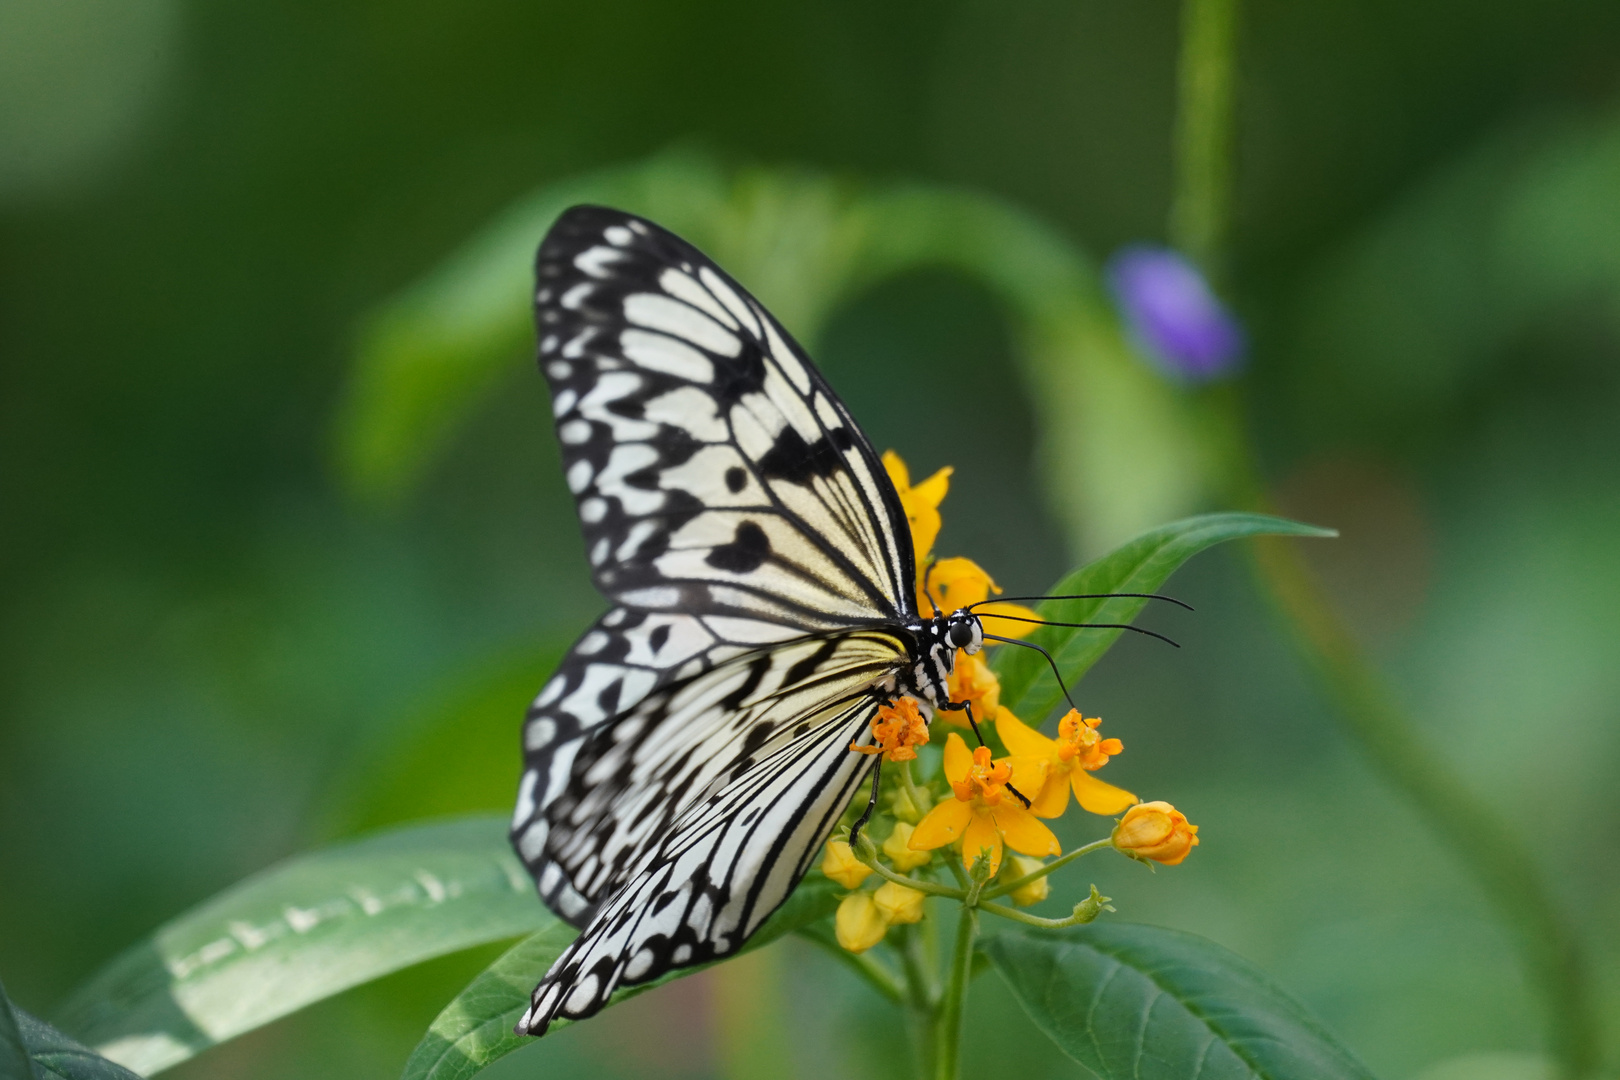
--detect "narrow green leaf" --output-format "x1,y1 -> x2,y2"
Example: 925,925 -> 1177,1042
992,512 -> 1333,722
402,874 -> 841,1080
985,923 -> 1377,1080
13,1010 -> 143,1080
57,816 -> 546,1076
2,975 -> 41,1080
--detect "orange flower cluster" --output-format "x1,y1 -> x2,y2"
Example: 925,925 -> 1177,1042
851,697 -> 930,763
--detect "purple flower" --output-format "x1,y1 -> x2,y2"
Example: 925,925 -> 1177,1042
1105,245 -> 1245,382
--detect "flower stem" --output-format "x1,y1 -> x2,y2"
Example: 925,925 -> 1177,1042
980,837 -> 1113,901
1164,0 -> 1599,1071
899,758 -> 933,816
1169,0 -> 1240,277
852,837 -> 965,900
797,925 -> 905,1004
933,906 -> 978,1080
1237,458 -> 1598,1079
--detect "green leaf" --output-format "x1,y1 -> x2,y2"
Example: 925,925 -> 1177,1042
2,975 -> 40,1080
984,923 -> 1377,1080
56,817 -> 547,1076
14,1012 -> 144,1080
992,512 -> 1333,722
401,874 -> 841,1080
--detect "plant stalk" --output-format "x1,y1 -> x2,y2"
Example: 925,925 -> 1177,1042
1169,0 -> 1239,276
933,906 -> 978,1080
1164,0 -> 1600,1072
1235,453 -> 1598,1078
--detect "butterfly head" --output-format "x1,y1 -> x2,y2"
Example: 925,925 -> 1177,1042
944,609 -> 984,655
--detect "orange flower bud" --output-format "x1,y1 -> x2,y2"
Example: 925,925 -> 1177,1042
872,881 -> 927,925
821,839 -> 872,889
1004,855 -> 1051,907
882,822 -> 933,871
835,892 -> 888,952
1111,801 -> 1199,866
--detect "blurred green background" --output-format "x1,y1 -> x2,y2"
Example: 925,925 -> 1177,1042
5,2 -> 1620,1079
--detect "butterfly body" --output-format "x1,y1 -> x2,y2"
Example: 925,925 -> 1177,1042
509,206 -> 983,1035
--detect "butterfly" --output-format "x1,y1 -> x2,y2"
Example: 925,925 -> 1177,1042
509,206 -> 1017,1036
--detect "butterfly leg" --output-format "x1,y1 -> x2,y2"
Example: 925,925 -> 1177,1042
938,699 -> 985,746
938,700 -> 1032,808
849,758 -> 883,848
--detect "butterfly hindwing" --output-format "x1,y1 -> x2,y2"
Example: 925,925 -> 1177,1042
535,207 -> 916,635
518,626 -> 907,927
515,644 -> 893,1034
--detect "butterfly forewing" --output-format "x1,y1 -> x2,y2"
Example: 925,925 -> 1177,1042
535,207 -> 914,630
528,628 -> 906,925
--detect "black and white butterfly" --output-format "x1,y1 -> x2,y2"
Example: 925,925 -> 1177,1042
508,206 -> 996,1036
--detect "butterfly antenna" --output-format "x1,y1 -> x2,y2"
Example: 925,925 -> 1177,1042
982,633 -> 1086,717
978,615 -> 1181,649
969,592 -> 1194,612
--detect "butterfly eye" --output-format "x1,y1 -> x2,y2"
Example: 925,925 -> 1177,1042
948,620 -> 977,649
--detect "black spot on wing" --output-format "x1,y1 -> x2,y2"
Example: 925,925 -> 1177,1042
706,520 -> 771,573
712,338 -> 769,403
757,427 -> 848,485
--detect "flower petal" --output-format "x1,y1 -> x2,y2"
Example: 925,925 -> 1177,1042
1030,770 -> 1073,819
994,708 -> 1053,758
910,465 -> 953,511
941,731 -> 972,783
929,557 -> 995,609
976,601 -> 1041,640
1005,754 -> 1048,798
962,811 -> 1004,875
1073,770 -> 1138,815
909,797 -> 972,849
881,450 -> 911,490
993,802 -> 1061,858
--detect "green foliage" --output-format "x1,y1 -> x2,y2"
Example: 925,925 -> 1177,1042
985,923 -> 1376,1080
5,975 -> 143,1080
1295,107 -> 1620,435
993,512 -> 1334,722
326,645 -> 568,836
337,150 -> 1209,553
2,975 -> 36,1080
400,875 -> 840,1080
56,818 -> 546,1076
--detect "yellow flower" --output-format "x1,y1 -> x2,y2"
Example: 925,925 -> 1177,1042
939,650 -> 1000,729
882,450 -> 951,568
997,707 -> 1137,818
908,733 -> 1059,875
1004,855 -> 1051,907
917,557 -> 1040,639
873,881 -> 927,925
851,697 -> 930,763
835,892 -> 889,952
882,821 -> 933,871
1112,801 -> 1199,866
821,839 -> 872,889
